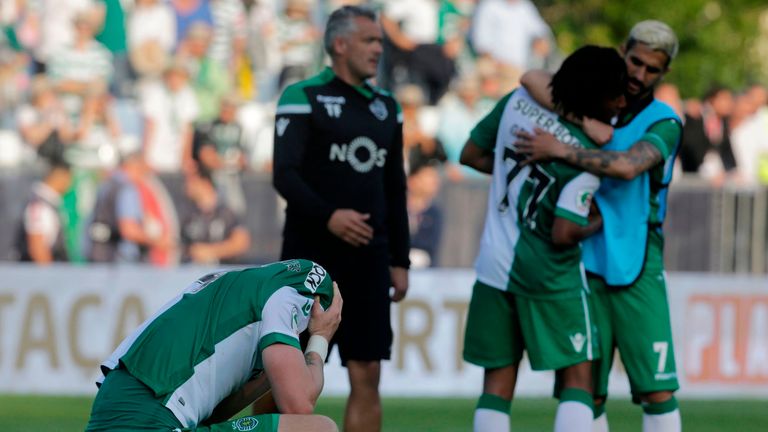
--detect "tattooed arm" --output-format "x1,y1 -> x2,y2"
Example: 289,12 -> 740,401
562,141 -> 662,180
516,128 -> 663,180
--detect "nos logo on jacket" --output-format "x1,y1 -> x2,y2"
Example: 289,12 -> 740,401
329,136 -> 387,173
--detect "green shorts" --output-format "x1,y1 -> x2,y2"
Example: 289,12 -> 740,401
463,281 -> 599,371
86,368 -> 279,432
590,239 -> 679,399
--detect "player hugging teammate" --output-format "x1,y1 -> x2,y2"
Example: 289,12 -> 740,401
461,45 -> 627,432
463,20 -> 683,432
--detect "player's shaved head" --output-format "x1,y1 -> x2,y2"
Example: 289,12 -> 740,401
550,45 -> 628,122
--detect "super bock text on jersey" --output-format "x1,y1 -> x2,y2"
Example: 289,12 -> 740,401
472,88 -> 600,298
463,88 -> 601,373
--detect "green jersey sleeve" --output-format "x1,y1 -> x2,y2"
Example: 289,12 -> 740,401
290,259 -> 334,309
554,172 -> 600,225
256,259 -> 334,353
640,118 -> 682,160
469,91 -> 514,151
257,287 -> 311,352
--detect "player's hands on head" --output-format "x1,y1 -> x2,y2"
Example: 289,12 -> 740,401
327,209 -> 374,247
515,128 -> 568,164
308,282 -> 343,341
389,266 -> 409,302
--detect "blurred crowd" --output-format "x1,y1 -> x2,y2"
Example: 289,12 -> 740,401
1,0 -> 562,268
655,82 -> 768,188
0,0 -> 559,170
2,0 -> 767,269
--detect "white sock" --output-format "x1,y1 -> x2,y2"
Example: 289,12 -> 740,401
592,412 -> 609,432
474,408 -> 510,432
554,401 -> 593,432
642,409 -> 681,432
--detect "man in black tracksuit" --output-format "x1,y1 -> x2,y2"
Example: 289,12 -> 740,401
272,6 -> 410,432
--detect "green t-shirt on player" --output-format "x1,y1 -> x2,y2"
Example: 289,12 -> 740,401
471,89 -> 600,300
98,259 -> 334,429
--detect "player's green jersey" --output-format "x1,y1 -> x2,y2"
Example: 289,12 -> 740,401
97,259 -> 334,429
471,88 -> 600,299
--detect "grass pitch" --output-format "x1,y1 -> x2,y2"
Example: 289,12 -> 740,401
0,395 -> 764,431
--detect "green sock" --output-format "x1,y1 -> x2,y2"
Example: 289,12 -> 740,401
477,393 -> 511,413
642,396 -> 679,415
559,388 -> 594,410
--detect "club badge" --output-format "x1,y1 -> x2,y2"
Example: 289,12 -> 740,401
369,98 -> 388,121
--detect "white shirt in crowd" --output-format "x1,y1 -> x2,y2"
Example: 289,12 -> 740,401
23,183 -> 62,249
128,1 -> 177,53
731,107 -> 768,186
471,0 -> 550,69
34,0 -> 94,63
139,81 -> 199,172
384,0 -> 439,45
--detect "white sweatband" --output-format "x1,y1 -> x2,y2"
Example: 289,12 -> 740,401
305,335 -> 329,361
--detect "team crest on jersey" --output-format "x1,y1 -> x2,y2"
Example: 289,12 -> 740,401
233,416 -> 260,431
576,189 -> 594,213
369,98 -> 388,121
280,259 -> 301,272
304,263 -> 327,293
302,299 -> 312,316
570,332 -> 586,353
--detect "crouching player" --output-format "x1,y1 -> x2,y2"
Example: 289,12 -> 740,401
85,259 -> 342,431
460,46 -> 628,432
